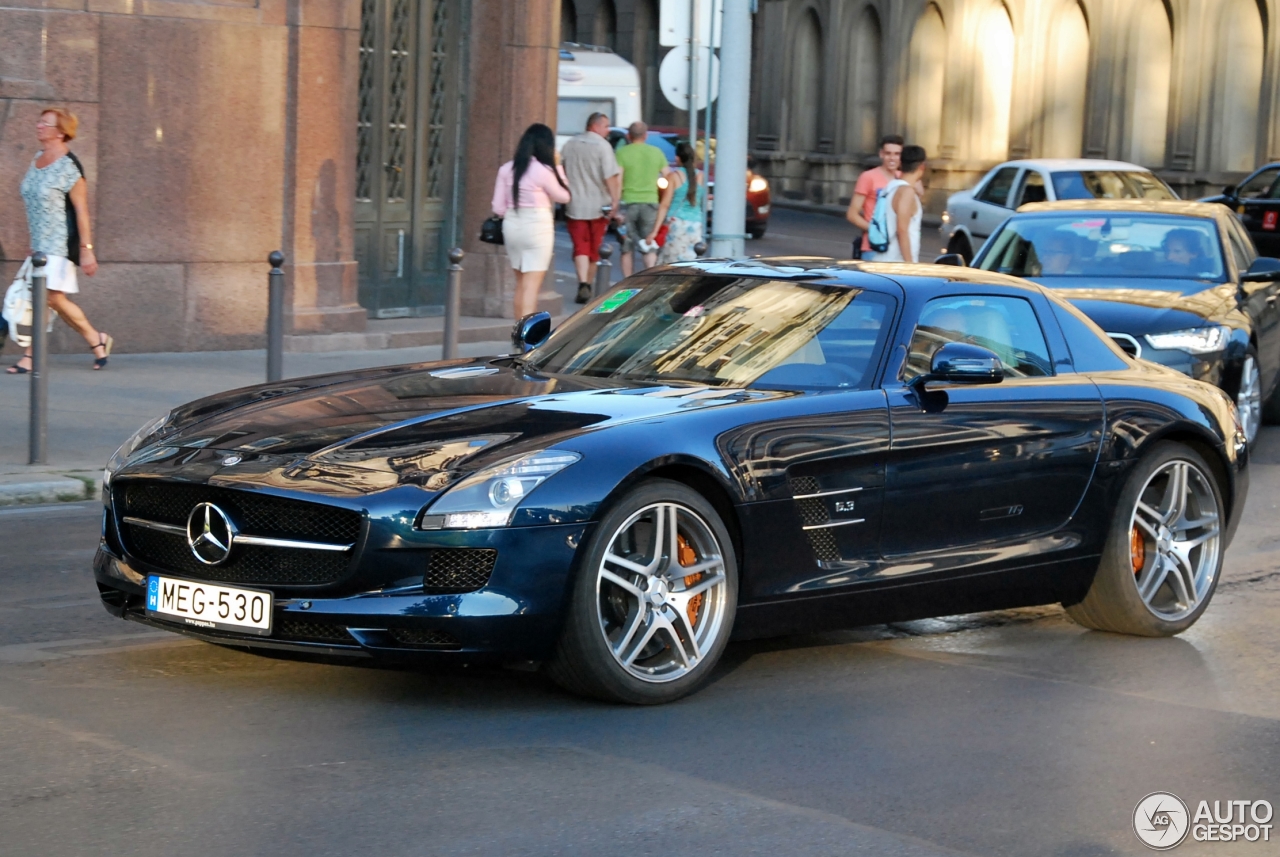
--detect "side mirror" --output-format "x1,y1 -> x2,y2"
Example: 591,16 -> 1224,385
910,342 -> 1004,389
511,311 -> 552,353
1242,257 -> 1280,283
1223,184 -> 1238,200
933,253 -> 967,267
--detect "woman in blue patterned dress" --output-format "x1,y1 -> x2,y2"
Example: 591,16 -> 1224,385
648,141 -> 706,265
8,107 -> 112,373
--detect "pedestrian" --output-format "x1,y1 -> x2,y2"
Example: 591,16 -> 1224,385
613,121 -> 671,277
560,112 -> 621,303
650,141 -> 706,265
9,107 -> 111,374
845,134 -> 903,261
491,123 -> 571,320
878,145 -> 928,263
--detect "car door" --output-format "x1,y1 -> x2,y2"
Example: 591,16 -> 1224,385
1225,215 -> 1280,388
879,292 -> 1104,568
970,166 -> 1021,240
1235,166 -> 1280,257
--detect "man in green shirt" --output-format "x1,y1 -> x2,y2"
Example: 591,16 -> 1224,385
614,122 -> 672,275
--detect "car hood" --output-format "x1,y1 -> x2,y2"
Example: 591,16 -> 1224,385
1030,279 -> 1239,335
134,359 -> 786,493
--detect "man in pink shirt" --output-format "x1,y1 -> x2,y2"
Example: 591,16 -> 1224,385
845,135 -> 903,260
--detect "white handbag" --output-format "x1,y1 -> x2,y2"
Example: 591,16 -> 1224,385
3,258 -> 55,348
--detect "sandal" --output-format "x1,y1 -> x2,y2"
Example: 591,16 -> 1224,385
6,356 -> 31,375
92,333 -> 113,370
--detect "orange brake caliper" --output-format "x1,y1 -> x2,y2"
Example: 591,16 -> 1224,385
677,534 -> 704,628
1130,526 -> 1145,576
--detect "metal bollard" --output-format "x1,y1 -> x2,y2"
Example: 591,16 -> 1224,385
28,252 -> 48,465
694,241 -> 708,257
444,247 -> 464,359
267,251 -> 285,382
594,242 -> 614,297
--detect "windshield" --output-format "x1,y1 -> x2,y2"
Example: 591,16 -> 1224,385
526,275 -> 895,391
977,214 -> 1226,286
1050,171 -> 1176,201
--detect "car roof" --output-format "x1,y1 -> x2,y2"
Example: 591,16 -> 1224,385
998,159 -> 1152,172
652,257 -> 1047,294
1016,199 -> 1225,218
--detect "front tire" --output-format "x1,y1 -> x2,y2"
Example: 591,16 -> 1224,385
545,479 -> 738,704
1065,442 -> 1224,636
1237,349 -> 1263,443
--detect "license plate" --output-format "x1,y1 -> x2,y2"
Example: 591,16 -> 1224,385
146,575 -> 272,636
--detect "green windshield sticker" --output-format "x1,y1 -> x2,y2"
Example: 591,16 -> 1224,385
591,288 -> 641,314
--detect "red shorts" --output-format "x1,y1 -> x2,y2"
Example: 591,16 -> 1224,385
567,217 -> 610,261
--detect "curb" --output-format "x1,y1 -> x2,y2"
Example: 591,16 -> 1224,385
0,473 -> 102,507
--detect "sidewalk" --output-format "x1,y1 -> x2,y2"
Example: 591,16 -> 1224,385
0,340 -> 510,505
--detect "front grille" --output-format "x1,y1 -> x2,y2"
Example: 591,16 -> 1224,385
424,549 -> 497,593
389,627 -> 461,649
115,480 -> 361,587
121,482 -> 360,543
274,619 -> 354,644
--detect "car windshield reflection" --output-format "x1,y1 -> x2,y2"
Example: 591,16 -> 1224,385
526,275 -> 895,391
977,214 -> 1227,288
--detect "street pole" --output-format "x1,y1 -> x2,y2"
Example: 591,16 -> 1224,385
710,0 -> 751,258
267,251 -> 285,382
444,247 -> 463,359
687,0 -> 700,156
28,253 -> 48,465
701,0 -> 720,231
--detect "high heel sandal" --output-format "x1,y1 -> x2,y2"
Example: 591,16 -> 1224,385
6,356 -> 31,375
92,333 -> 114,370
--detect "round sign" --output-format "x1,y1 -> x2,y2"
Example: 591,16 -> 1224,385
1132,792 -> 1190,850
659,46 -> 720,112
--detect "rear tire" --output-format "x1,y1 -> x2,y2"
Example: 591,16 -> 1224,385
748,224 -> 767,240
544,479 -> 738,704
1065,442 -> 1224,636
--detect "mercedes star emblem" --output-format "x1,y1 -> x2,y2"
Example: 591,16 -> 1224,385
222,454 -> 242,466
186,502 -> 238,565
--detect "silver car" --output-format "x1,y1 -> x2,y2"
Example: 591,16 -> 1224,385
941,159 -> 1178,262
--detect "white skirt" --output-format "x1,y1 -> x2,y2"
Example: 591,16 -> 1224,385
37,255 -> 79,293
501,207 -> 555,273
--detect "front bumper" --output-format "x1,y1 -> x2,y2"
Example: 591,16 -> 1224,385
94,519 -> 593,663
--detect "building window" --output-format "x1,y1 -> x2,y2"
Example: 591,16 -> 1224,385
1123,0 -> 1172,168
789,9 -> 824,153
906,3 -> 946,158
1211,0 -> 1264,172
843,5 -> 882,155
1041,2 -> 1089,158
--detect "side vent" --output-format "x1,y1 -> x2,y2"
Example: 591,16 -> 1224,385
789,476 -> 841,563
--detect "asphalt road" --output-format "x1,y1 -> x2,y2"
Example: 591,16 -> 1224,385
3,427 -> 1280,856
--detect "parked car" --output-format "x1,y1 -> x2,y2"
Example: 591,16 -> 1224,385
1201,163 -> 1280,257
973,199 -> 1280,443
943,159 -> 1178,262
97,259 -> 1245,704
610,127 -> 772,239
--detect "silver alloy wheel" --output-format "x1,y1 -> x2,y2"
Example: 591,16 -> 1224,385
1237,355 -> 1262,444
596,501 -> 729,683
1129,459 -> 1222,621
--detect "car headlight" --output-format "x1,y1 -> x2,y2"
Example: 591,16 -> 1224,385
104,412 -> 172,487
1144,326 -> 1230,354
748,176 -> 769,193
418,450 -> 581,530
941,210 -> 951,223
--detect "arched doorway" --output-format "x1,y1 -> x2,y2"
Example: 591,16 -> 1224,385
593,0 -> 617,51
788,9 -> 824,152
906,3 -> 946,157
843,5 -> 882,154
1211,0 -> 1264,172
1042,2 -> 1089,158
561,0 -> 578,43
973,3 -> 1014,160
1123,0 -> 1172,167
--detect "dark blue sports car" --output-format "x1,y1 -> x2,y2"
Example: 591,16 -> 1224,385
95,260 -> 1248,703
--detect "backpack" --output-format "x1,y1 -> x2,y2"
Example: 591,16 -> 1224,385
867,179 -> 910,254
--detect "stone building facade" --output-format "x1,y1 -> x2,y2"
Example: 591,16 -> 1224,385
750,0 -> 1280,212
0,0 -> 561,353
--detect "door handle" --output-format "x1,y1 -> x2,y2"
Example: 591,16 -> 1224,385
970,211 -> 978,219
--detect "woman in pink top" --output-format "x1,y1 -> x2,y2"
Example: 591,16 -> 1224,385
492,123 -> 571,319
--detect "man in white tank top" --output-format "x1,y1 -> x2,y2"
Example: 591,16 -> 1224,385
881,146 -> 928,263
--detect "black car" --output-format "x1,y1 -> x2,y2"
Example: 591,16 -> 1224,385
973,199 -> 1280,444
95,260 -> 1247,704
1202,163 -> 1280,257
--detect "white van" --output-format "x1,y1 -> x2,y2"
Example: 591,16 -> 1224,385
556,45 -> 642,150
